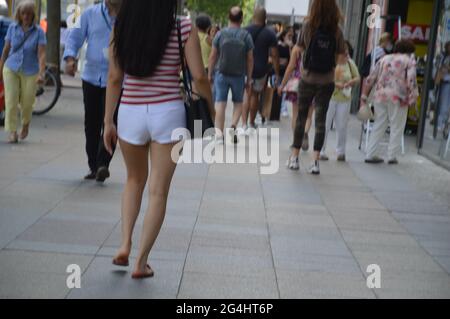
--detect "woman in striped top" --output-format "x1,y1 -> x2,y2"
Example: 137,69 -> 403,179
103,0 -> 213,279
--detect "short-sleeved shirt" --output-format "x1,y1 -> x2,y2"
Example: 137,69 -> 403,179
245,24 -> 277,79
332,59 -> 360,102
5,23 -> 46,76
199,31 -> 211,69
121,17 -> 192,105
296,22 -> 346,84
213,27 -> 254,76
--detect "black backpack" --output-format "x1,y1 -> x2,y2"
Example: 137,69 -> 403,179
303,28 -> 337,74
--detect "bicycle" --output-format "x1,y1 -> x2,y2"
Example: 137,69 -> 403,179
32,67 -> 62,116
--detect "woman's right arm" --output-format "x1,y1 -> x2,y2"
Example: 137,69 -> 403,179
278,45 -> 301,95
0,41 -> 11,81
185,26 -> 215,121
104,32 -> 124,155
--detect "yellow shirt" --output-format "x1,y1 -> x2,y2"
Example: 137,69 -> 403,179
332,59 -> 360,102
199,32 -> 211,69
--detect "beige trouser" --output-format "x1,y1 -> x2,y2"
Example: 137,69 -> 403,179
366,102 -> 408,160
3,66 -> 38,133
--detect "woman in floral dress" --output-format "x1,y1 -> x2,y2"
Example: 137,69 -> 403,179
361,40 -> 419,165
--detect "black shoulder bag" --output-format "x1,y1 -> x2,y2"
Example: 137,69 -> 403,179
177,19 -> 214,139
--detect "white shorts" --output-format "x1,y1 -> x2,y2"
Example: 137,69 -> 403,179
118,100 -> 186,146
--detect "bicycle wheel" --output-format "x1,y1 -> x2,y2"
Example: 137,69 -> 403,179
33,69 -> 61,116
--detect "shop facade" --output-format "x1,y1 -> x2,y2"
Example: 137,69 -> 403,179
417,0 -> 450,170
351,0 -> 447,169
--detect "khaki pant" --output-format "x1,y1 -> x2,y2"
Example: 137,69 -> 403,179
366,103 -> 408,160
3,66 -> 38,133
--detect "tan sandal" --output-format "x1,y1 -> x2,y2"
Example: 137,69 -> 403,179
8,132 -> 18,144
20,124 -> 29,140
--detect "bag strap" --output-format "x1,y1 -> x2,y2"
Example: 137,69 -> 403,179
348,60 -> 354,79
251,26 -> 265,44
177,19 -> 192,99
12,26 -> 37,55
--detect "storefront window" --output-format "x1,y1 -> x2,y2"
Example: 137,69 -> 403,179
420,0 -> 450,168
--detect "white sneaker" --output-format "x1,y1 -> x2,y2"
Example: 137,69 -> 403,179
215,135 -> 224,145
287,156 -> 300,171
308,161 -> 320,175
246,125 -> 257,136
238,127 -> 247,136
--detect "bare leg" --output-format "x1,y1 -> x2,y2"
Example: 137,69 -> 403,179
232,102 -> 243,128
114,140 -> 149,263
215,102 -> 227,135
134,142 -> 178,275
249,91 -> 260,127
241,92 -> 250,128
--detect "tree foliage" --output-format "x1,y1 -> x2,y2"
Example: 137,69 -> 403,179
186,0 -> 256,26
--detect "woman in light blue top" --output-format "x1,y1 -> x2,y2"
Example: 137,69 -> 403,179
0,0 -> 46,143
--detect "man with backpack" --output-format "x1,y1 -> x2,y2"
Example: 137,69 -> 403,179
208,6 -> 254,145
286,0 -> 346,175
242,7 -> 280,134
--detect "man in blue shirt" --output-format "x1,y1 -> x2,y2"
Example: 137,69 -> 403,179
64,0 -> 121,182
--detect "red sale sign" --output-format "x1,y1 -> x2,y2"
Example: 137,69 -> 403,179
394,24 -> 431,43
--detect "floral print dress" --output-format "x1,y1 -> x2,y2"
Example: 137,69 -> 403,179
366,53 -> 419,108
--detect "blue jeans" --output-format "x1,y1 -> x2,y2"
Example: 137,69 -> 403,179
214,72 -> 245,103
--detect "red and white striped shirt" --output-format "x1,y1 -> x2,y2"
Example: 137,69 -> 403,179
121,17 -> 192,105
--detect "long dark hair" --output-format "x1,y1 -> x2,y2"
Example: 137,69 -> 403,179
307,0 -> 343,34
113,0 -> 177,77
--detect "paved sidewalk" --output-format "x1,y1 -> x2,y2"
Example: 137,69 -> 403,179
1,88 -> 450,299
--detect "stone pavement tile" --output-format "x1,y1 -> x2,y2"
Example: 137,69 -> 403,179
330,210 -> 406,233
272,251 -> 361,275
392,211 -> 450,224
208,164 -> 260,179
262,186 -> 323,206
103,223 -> 192,255
199,201 -> 265,223
177,272 -> 278,299
6,240 -> 99,255
198,214 -> 267,229
202,190 -> 263,204
375,192 -> 449,215
349,163 -> 418,192
195,219 -> 267,237
183,245 -> 275,278
374,271 -> 450,299
44,202 -> 121,224
351,250 -> 445,274
0,250 -> 93,299
269,223 -> 343,241
67,256 -> 182,299
266,207 -> 336,228
417,239 -> 450,258
191,231 -> 270,251
434,256 -> 450,274
0,194 -> 56,249
277,270 -> 375,299
320,191 -> 386,211
309,174 -> 366,188
398,220 -> 450,242
270,234 -> 353,258
14,218 -> 116,250
97,246 -> 186,262
340,229 -> 421,247
1,178 -> 79,205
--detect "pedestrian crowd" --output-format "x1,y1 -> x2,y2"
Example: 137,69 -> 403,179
0,0 -> 421,279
